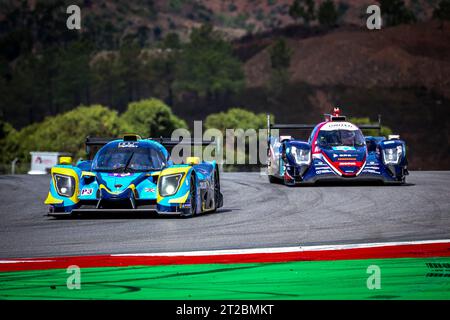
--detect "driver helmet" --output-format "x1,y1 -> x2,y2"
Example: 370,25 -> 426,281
130,152 -> 149,169
111,153 -> 126,168
341,130 -> 355,145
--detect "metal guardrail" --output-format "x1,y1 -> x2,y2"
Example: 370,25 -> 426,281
0,162 -> 30,175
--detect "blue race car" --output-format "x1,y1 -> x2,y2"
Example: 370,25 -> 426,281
44,134 -> 223,217
267,108 -> 408,185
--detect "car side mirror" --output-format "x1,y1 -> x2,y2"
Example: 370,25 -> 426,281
59,156 -> 72,165
186,157 -> 200,165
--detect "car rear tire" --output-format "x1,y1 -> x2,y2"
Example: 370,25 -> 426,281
268,175 -> 280,184
189,175 -> 197,215
213,166 -> 222,212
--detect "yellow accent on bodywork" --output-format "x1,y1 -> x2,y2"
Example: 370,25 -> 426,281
44,192 -> 64,205
186,157 -> 200,165
99,184 -> 136,195
59,157 -> 72,165
157,166 -> 191,203
50,167 -> 80,204
159,167 -> 191,176
81,171 -> 96,177
168,191 -> 190,204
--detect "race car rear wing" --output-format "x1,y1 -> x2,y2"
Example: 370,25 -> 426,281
85,136 -> 215,159
266,114 -> 382,151
266,114 -> 382,135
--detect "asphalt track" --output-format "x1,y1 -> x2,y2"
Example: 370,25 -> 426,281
0,172 -> 449,259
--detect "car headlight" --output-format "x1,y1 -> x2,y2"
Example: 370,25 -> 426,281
159,173 -> 183,197
290,146 -> 311,165
54,174 -> 75,197
383,145 -> 403,165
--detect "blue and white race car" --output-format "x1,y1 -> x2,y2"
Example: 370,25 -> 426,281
44,134 -> 223,217
267,108 -> 408,185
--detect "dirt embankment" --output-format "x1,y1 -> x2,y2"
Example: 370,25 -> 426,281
245,21 -> 450,100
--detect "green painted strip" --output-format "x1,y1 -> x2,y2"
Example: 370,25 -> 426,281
0,257 -> 449,300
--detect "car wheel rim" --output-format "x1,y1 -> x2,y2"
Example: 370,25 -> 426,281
214,170 -> 220,207
190,177 -> 196,215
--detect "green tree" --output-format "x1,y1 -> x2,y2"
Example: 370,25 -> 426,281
4,46 -> 64,127
150,33 -> 182,106
0,118 -> 14,142
174,24 -> 244,99
270,38 -> 292,70
2,105 -> 124,163
434,0 -> 450,21
349,117 -> 392,137
379,0 -> 417,26
54,41 -> 94,110
91,52 -> 121,107
8,53 -> 47,126
268,38 -> 292,96
318,0 -> 339,27
1,101 -> 189,164
289,0 -> 316,25
205,108 -> 269,132
120,98 -> 187,137
205,108 -> 274,167
161,32 -> 181,49
117,40 -> 145,104
0,121 -> 21,172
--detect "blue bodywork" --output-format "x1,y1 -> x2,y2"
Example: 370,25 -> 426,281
268,121 -> 408,185
45,137 -> 223,216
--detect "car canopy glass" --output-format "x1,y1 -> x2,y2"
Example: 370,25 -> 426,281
317,129 -> 365,147
92,143 -> 166,172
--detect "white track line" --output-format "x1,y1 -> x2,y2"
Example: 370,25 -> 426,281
1,239 -> 448,263
0,260 -> 53,264
112,239 -> 450,257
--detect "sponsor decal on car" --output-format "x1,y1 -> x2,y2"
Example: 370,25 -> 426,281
108,173 -> 132,177
363,169 -> 381,174
332,146 -> 356,152
118,141 -> 138,148
199,181 -> 209,189
339,162 -> 357,166
181,202 -> 191,208
316,169 -> 333,174
144,188 -> 155,193
321,122 -> 359,131
81,188 -> 93,196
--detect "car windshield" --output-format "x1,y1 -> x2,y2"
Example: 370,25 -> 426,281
317,129 -> 365,147
92,144 -> 166,172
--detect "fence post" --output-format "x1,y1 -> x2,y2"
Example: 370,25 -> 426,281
11,158 -> 18,175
